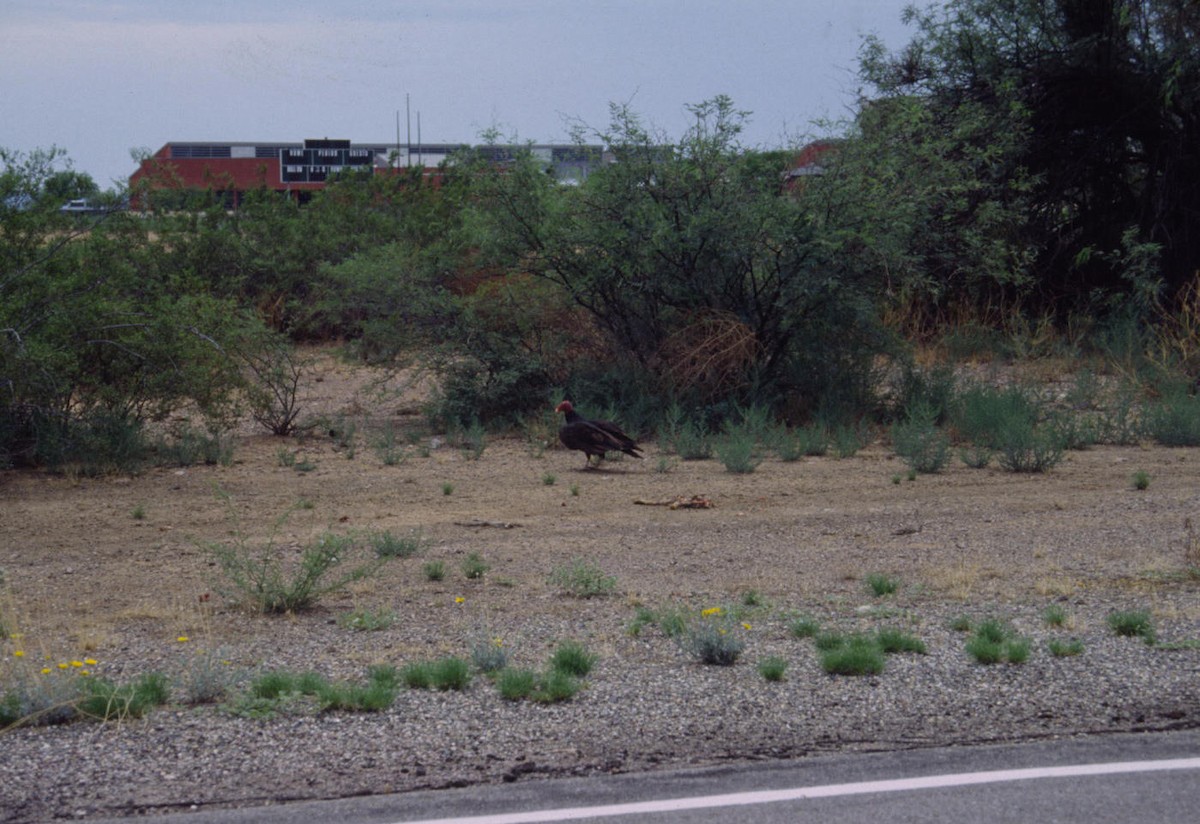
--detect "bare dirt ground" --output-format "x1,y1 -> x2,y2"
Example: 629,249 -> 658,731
1,350 -> 1198,821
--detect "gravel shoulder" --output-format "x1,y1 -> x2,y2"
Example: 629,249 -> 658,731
1,357 -> 1198,822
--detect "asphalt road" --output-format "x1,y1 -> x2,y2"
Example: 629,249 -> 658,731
90,729 -> 1200,824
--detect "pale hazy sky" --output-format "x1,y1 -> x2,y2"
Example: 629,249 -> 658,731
1,1 -> 915,188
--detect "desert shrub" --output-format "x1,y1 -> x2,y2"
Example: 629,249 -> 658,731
207,526 -> 384,614
865,573 -> 900,597
153,425 -> 234,467
892,362 -> 957,424
715,422 -> 762,473
548,641 -> 597,677
548,558 -> 617,598
819,634 -> 886,676
677,609 -> 746,666
757,657 -> 789,682
1144,389 -> 1200,447
964,619 -> 1030,664
402,657 -> 472,691
951,383 -> 1039,448
890,403 -> 950,473
468,635 -> 508,674
875,628 -> 927,655
369,528 -> 427,559
670,420 -> 714,460
496,667 -> 537,700
1107,610 -> 1156,644
993,418 -> 1065,473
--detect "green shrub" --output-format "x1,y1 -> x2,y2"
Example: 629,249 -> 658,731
532,669 -> 580,703
672,421 -> 714,460
951,383 -> 1039,448
1042,604 -> 1068,627
549,641 -> 597,677
820,635 -> 886,676
402,658 -> 472,691
994,419 -> 1064,473
207,529 -> 384,614
890,403 -> 950,473
715,424 -> 762,474
875,628 -> 927,655
865,573 -> 899,597
788,615 -> 821,639
461,552 -> 490,580
337,608 -> 396,631
370,528 -> 427,559
1131,470 -> 1151,491
422,560 -> 445,581
795,424 -> 830,457
1107,610 -> 1156,644
965,620 -> 1030,664
429,657 -> 472,690
757,656 -> 789,682
496,667 -> 537,700
78,673 -> 170,722
1048,638 -> 1085,657
1145,390 -> 1200,446
548,558 -> 617,598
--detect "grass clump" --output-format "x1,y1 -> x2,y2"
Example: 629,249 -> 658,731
235,667 -> 398,716
369,528 -> 427,559
1107,610 -> 1156,644
670,420 -> 714,461
494,641 -> 592,703
964,619 -> 1031,665
819,634 -> 886,676
461,552 -> 490,580
875,627 -> 927,655
401,657 -> 472,691
1048,638 -> 1085,657
548,558 -> 617,598
337,607 -> 396,632
1131,470 -> 1151,491
77,672 -> 171,722
865,573 -> 900,597
422,560 -> 445,581
1042,604 -> 1068,628
788,615 -> 821,639
548,641 -> 596,677
757,656 -> 788,682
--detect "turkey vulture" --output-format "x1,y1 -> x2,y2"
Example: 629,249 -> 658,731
555,400 -> 642,468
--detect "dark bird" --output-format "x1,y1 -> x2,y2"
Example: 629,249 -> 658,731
555,400 -> 642,468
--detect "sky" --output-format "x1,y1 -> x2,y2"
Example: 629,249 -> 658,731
1,0 -> 917,189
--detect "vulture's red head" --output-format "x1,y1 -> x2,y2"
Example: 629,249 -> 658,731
555,400 -> 574,414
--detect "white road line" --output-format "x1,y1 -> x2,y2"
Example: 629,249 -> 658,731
394,757 -> 1200,824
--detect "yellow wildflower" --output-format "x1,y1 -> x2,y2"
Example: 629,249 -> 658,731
40,668 -> 51,675
70,660 -> 83,668
177,636 -> 189,643
12,650 -> 24,658
742,623 -> 752,631
454,596 -> 465,604
84,658 -> 98,666
57,662 -> 69,670
701,607 -> 723,617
